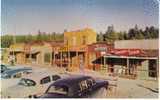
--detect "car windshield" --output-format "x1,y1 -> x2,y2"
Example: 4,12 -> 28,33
47,85 -> 68,95
1,65 -> 7,70
18,78 -> 36,87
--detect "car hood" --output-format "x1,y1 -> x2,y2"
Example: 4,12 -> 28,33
1,79 -> 20,92
3,85 -> 32,98
95,79 -> 108,84
40,93 -> 67,98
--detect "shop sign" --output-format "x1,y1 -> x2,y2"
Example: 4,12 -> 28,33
101,51 -> 106,55
110,49 -> 142,56
128,49 -> 141,55
94,47 -> 106,51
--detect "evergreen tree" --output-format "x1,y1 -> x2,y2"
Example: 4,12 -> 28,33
97,32 -> 104,42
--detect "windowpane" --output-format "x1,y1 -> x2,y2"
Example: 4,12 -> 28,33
52,75 -> 61,81
44,53 -> 51,63
13,72 -> 22,78
40,76 -> 51,84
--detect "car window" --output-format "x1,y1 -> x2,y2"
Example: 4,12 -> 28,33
1,65 -> 7,70
52,75 -> 61,81
19,78 -> 36,87
23,71 -> 32,75
79,80 -> 88,91
86,78 -> 95,87
47,85 -> 68,95
13,72 -> 22,78
40,76 -> 51,84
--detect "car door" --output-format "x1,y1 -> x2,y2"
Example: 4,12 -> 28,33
22,70 -> 32,76
21,79 -> 37,98
39,76 -> 52,94
12,72 -> 22,79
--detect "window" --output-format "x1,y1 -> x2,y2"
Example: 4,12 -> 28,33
18,78 -> 36,86
26,54 -> 30,58
44,53 -> 51,63
82,36 -> 86,45
79,80 -> 88,91
13,72 -> 22,78
72,37 -> 76,46
52,75 -> 61,81
40,76 -> 51,84
1,65 -> 7,70
86,78 -> 95,88
23,71 -> 32,75
47,85 -> 68,95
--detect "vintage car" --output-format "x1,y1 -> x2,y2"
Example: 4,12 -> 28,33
0,64 -> 32,74
40,75 -> 109,98
1,67 -> 32,79
1,68 -> 32,95
3,71 -> 67,98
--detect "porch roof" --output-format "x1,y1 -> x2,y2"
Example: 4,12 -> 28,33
104,55 -> 158,60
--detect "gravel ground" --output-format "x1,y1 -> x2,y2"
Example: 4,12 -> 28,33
3,64 -> 159,98
68,68 -> 159,98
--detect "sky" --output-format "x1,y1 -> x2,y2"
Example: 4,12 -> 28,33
1,0 -> 159,35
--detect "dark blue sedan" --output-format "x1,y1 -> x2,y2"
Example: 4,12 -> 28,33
40,75 -> 109,98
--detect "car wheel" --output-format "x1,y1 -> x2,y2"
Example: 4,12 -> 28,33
28,95 -> 32,98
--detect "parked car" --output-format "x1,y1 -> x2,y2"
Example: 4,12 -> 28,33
1,67 -> 32,79
0,64 -> 31,74
3,71 -> 66,98
40,75 -> 109,98
1,67 -> 32,96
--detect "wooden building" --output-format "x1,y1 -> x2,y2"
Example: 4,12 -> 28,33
98,39 -> 159,80
86,42 -> 113,71
56,28 -> 97,71
24,41 -> 62,66
9,43 -> 26,64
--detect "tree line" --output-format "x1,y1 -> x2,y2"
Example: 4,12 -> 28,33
97,25 -> 159,43
1,25 -> 159,48
1,30 -> 64,48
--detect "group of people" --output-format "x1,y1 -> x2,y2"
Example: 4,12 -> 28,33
110,64 -> 137,77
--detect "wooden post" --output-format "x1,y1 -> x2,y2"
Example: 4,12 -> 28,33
101,56 -> 103,69
127,58 -> 129,75
67,44 -> 70,70
53,51 -> 55,65
104,56 -> 107,71
61,51 -> 63,68
84,52 -> 86,69
68,51 -> 70,69
53,51 -> 55,66
156,59 -> 158,80
76,51 -> 78,71
29,52 -> 32,64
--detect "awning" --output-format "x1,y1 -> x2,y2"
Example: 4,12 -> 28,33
9,49 -> 24,52
30,50 -> 40,54
104,55 -> 158,60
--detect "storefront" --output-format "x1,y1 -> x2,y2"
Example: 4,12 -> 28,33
53,45 -> 87,72
24,41 -> 53,66
103,55 -> 158,79
87,42 -> 113,71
